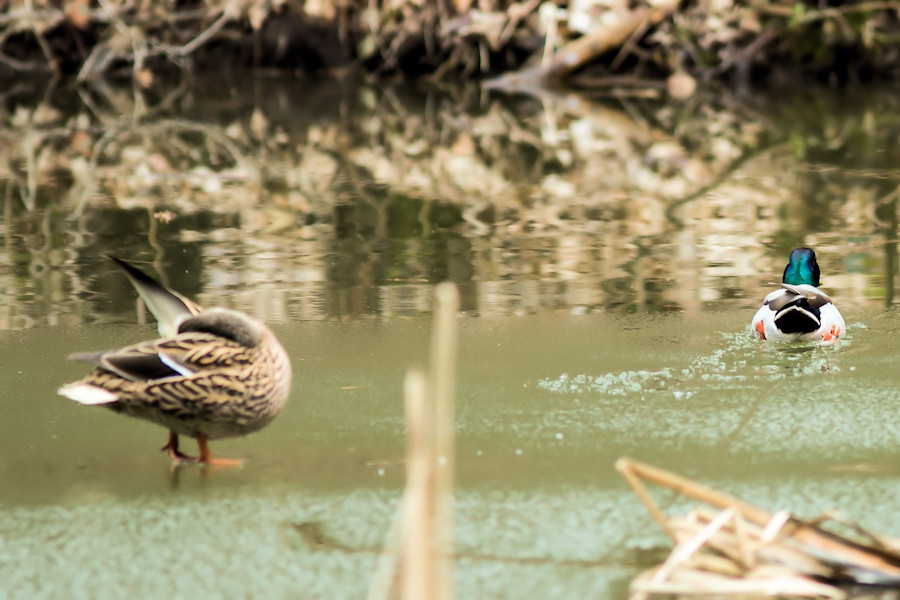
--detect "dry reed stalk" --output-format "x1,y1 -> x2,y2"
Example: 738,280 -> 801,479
401,369 -> 434,599
429,282 -> 459,600
685,508 -> 833,578
619,458 -> 900,598
367,283 -> 459,600
616,458 -> 900,579
670,514 -> 835,582
649,507 -> 740,584
631,567 -> 845,598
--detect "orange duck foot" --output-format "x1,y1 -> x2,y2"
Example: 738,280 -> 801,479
161,431 -> 243,467
197,434 -> 243,467
821,325 -> 841,343
755,320 -> 766,340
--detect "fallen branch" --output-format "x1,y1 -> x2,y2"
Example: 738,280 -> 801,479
484,0 -> 679,92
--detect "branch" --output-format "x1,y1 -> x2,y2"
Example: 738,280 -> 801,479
484,0 -> 680,92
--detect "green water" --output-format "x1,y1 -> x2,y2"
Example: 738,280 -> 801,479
4,79 -> 900,598
3,307 -> 900,598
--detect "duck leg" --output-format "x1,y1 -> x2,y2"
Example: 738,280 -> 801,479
821,325 -> 841,343
161,431 -> 199,462
196,433 -> 243,467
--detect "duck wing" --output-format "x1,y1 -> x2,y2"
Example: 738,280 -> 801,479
780,283 -> 832,306
68,345 -> 186,381
110,256 -> 203,338
68,332 -> 247,383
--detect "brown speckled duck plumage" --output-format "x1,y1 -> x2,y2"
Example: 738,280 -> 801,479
59,257 -> 292,466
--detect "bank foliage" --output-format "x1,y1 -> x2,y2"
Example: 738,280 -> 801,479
3,0 -> 900,87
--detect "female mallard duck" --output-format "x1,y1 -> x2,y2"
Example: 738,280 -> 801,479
59,257 -> 292,466
751,247 -> 845,343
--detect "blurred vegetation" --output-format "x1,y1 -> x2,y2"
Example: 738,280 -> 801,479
4,0 -> 900,90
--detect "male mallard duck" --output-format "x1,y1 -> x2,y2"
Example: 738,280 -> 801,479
751,247 -> 845,343
59,257 -> 292,466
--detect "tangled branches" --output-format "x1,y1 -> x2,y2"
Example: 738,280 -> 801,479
4,1 -> 900,90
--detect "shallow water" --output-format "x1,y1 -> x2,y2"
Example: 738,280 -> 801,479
4,79 -> 900,598
5,308 -> 900,598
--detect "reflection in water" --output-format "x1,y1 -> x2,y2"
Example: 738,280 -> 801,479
2,80 -> 900,329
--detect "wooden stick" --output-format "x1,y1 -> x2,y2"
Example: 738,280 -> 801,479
484,0 -> 679,91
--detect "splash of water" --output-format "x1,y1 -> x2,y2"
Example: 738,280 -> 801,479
538,330 -> 845,396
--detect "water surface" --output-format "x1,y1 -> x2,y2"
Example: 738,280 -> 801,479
3,79 -> 900,598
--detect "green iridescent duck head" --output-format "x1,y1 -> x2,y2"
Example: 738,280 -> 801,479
782,247 -> 821,287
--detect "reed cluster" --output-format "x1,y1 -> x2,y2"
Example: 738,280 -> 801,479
618,458 -> 900,598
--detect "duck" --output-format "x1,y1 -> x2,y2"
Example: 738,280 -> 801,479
751,247 -> 845,343
58,256 -> 292,466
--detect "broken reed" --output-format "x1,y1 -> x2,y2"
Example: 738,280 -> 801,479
617,458 -> 900,599
368,282 -> 459,600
